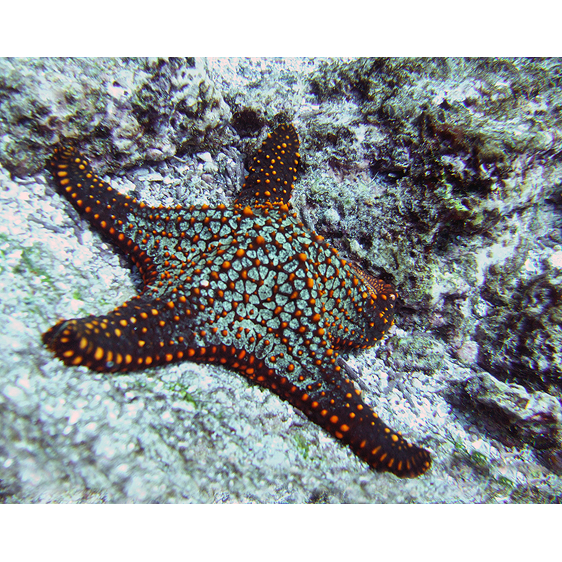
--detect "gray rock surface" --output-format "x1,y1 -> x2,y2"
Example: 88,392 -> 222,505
1,57 -> 561,503
464,372 -> 561,449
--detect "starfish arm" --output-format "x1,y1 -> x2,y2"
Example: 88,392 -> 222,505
42,295 -> 201,372
48,146 -> 161,284
235,123 -> 300,206
296,361 -> 431,478
325,261 -> 398,351
270,217 -> 398,351
221,343 -> 431,478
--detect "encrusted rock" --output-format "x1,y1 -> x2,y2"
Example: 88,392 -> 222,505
0,58 -> 231,177
464,372 -> 562,449
477,253 -> 562,392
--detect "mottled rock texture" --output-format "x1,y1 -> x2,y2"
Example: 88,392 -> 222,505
0,58 -> 231,177
1,57 -> 562,503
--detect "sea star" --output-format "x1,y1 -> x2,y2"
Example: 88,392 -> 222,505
43,123 -> 431,477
